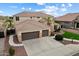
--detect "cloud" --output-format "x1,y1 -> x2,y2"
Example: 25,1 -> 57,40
61,7 -> 67,12
0,10 -> 3,13
21,7 -> 32,11
36,3 -> 45,5
0,10 -> 5,16
9,6 -> 17,9
68,3 -> 72,7
21,7 -> 25,10
29,8 -> 32,10
61,4 -> 65,7
36,5 -> 67,17
35,3 -> 73,17
36,5 -> 60,17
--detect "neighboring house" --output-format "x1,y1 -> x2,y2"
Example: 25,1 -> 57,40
55,13 -> 79,29
13,11 -> 52,23
15,20 -> 51,42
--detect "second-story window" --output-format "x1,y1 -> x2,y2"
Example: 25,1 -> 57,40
9,17 -> 13,19
37,17 -> 40,18
16,16 -> 19,21
30,17 -> 32,19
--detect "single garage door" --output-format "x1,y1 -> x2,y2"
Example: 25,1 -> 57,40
42,30 -> 49,37
22,31 -> 39,41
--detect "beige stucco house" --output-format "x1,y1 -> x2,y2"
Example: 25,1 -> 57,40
55,13 -> 79,29
13,11 -> 52,23
13,11 -> 53,42
15,20 -> 51,42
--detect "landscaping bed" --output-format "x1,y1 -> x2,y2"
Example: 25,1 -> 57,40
63,31 -> 79,40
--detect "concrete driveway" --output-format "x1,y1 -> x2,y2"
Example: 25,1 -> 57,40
0,38 -> 4,56
23,37 -> 79,56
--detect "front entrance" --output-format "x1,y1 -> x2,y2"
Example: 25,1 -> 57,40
76,23 -> 79,28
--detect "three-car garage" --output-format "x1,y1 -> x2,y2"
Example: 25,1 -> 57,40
15,20 -> 51,42
22,30 -> 49,41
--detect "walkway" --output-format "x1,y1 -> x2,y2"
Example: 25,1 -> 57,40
4,35 -> 27,56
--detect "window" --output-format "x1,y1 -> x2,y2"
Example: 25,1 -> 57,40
30,17 -> 32,19
16,17 -> 19,21
37,17 -> 40,18
9,17 -> 13,19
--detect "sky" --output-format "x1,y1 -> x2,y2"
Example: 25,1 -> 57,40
0,3 -> 79,17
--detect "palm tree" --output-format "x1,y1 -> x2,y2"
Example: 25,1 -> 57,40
2,16 -> 14,55
43,16 -> 55,25
3,16 -> 14,37
42,16 -> 61,35
43,17 -> 52,25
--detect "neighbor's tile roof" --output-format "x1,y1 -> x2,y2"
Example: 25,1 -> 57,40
13,11 -> 52,17
55,13 -> 79,22
15,20 -> 50,33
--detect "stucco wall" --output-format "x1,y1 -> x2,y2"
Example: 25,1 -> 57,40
59,22 -> 74,28
14,16 -> 42,22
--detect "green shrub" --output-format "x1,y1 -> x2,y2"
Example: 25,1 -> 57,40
55,34 -> 63,41
9,47 -> 15,56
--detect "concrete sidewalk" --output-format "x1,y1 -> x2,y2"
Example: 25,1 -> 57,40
23,36 -> 79,56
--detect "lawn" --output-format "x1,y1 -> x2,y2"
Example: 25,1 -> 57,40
63,31 -> 79,40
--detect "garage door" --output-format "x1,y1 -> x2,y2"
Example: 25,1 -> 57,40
42,30 -> 49,37
22,31 -> 39,41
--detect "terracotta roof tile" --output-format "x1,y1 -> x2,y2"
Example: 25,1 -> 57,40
15,20 -> 50,33
55,13 -> 79,22
13,11 -> 52,17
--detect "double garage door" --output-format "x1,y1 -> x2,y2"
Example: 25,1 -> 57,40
22,30 -> 49,41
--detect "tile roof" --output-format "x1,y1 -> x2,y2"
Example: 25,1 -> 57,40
55,13 -> 79,22
15,20 -> 50,33
13,11 -> 53,17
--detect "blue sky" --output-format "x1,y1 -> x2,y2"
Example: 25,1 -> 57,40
0,3 -> 79,17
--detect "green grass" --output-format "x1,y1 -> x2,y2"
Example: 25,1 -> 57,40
63,31 -> 79,40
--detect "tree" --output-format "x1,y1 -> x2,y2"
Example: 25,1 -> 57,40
3,16 -> 14,37
42,16 -> 61,35
42,16 -> 55,26
3,17 -> 14,29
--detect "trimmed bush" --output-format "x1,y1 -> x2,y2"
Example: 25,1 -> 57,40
9,47 -> 15,56
7,29 -> 15,36
55,34 -> 63,41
